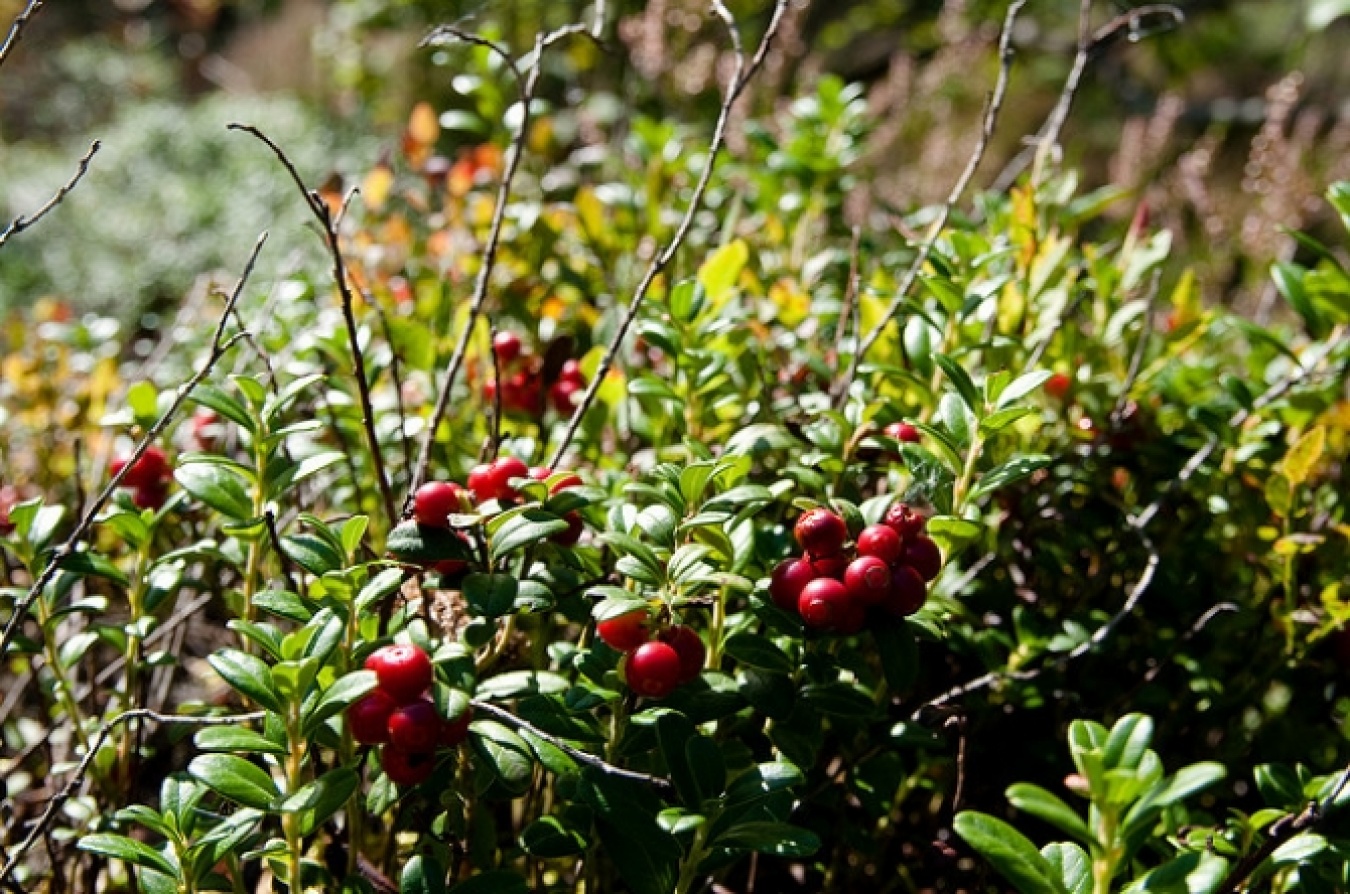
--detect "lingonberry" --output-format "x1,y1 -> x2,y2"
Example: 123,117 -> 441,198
492,331 -> 522,365
440,706 -> 474,748
0,485 -> 16,535
381,745 -> 435,786
768,558 -> 817,612
132,483 -> 168,511
432,559 -> 468,576
414,480 -> 466,527
364,644 -> 433,704
388,699 -> 443,753
487,456 -> 530,502
625,642 -> 683,699
794,508 -> 848,558
798,578 -> 854,631
529,466 -> 552,481
552,511 -> 584,546
597,609 -> 651,652
901,535 -> 942,582
550,378 -> 582,414
844,556 -> 892,607
883,564 -> 927,617
1045,372 -> 1072,400
809,554 -> 849,581
883,502 -> 926,541
657,625 -> 706,683
885,421 -> 922,443
190,408 -> 221,450
113,446 -> 170,489
348,690 -> 397,744
856,524 -> 904,565
558,359 -> 585,385
467,464 -> 493,502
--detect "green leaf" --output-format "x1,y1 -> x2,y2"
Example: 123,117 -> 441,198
933,353 -> 981,415
800,682 -> 877,720
127,381 -> 159,424
1042,842 -> 1091,894
385,520 -> 474,564
722,633 -> 794,675
305,669 -> 378,736
980,406 -> 1037,436
698,239 -> 749,307
79,833 -> 177,877
970,455 -> 1053,501
1149,762 -> 1226,808
175,462 -> 254,520
657,713 -> 705,808
1103,714 -> 1153,771
926,515 -> 981,554
281,533 -> 345,577
489,510 -> 569,561
953,811 -> 1067,894
1007,784 -> 1094,845
188,754 -> 280,810
872,620 -> 918,693
463,573 -> 519,619
1124,851 -> 1227,894
715,822 -> 821,857
193,726 -> 285,755
470,721 -> 534,796
520,816 -> 588,858
401,854 -> 448,894
1271,261 -> 1324,336
286,768 -> 360,836
56,550 -> 128,585
207,649 -> 284,714
1271,832 -> 1327,865
476,670 -> 570,700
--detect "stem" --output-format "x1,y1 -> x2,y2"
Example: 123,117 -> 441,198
952,434 -> 984,513
708,584 -> 728,668
116,541 -> 153,785
34,593 -> 91,755
283,705 -> 307,893
673,824 -> 710,894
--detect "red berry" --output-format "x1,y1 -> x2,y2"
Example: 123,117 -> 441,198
657,625 -> 706,683
439,705 -> 473,748
794,508 -> 848,558
883,502 -> 926,541
364,644 -> 433,704
550,379 -> 582,415
529,466 -> 552,481
844,556 -> 891,607
432,559 -> 468,576
381,745 -> 435,786
348,690 -> 396,744
487,456 -> 530,502
883,565 -> 927,617
597,609 -> 651,652
388,699 -> 443,753
492,331 -> 522,365
551,473 -> 583,493
0,485 -> 16,535
625,642 -> 683,699
414,481 -> 466,527
190,408 -> 221,449
810,554 -> 849,581
768,558 -> 816,612
551,510 -> 584,546
559,359 -> 586,385
467,464 -> 494,502
504,371 -> 541,413
798,578 -> 853,631
856,524 -> 904,565
132,483 -> 168,511
1045,373 -> 1072,400
885,421 -> 921,443
114,446 -> 169,489
900,535 -> 943,582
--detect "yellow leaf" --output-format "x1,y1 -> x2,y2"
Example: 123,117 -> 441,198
363,165 -> 394,212
407,102 -> 440,147
1280,426 -> 1326,487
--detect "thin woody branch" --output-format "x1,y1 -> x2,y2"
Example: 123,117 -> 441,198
0,140 -> 100,250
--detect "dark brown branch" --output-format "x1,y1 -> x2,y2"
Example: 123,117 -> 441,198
0,709 -> 265,885
228,124 -> 397,526
470,699 -> 674,794
0,141 -> 100,249
843,0 -> 1024,390
0,0 -> 41,71
548,0 -> 793,467
0,233 -> 266,662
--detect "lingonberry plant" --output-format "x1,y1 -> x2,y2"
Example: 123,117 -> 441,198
3,2 -> 1350,893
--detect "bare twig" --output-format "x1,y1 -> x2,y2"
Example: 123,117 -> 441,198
0,709 -> 265,885
470,699 -> 674,794
841,0 -> 1024,396
0,141 -> 100,250
229,124 -> 397,525
0,0 -> 41,71
1110,269 -> 1162,425
548,0 -> 794,467
1032,0 -> 1094,183
0,234 -> 266,662
829,226 -> 863,395
406,29 -> 539,501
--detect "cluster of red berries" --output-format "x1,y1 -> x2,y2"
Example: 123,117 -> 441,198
769,503 -> 942,633
413,457 -> 585,571
483,331 -> 589,416
348,643 -> 472,786
596,610 -> 705,700
111,446 -> 173,511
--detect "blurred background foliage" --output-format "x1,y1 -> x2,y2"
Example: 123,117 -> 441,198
3,0 -> 1350,322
